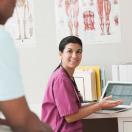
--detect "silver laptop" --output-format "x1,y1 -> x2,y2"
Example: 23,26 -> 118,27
98,81 -> 132,113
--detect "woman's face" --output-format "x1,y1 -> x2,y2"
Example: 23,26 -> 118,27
60,43 -> 82,70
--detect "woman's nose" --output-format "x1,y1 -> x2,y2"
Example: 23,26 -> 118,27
72,52 -> 77,58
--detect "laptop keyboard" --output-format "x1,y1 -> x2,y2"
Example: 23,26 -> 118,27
105,107 -> 125,111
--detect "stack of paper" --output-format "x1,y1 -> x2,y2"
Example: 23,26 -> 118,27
112,65 -> 132,82
74,66 -> 102,101
76,66 -> 102,100
74,69 -> 97,101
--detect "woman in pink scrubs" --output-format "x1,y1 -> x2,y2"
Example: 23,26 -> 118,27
41,36 -> 122,132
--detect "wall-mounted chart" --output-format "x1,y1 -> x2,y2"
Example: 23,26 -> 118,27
5,0 -> 36,47
55,0 -> 121,45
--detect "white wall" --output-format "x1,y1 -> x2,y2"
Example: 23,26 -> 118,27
17,0 -> 132,115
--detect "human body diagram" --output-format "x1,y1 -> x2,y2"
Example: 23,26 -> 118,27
15,0 -> 33,41
82,0 -> 95,32
56,0 -> 121,44
58,0 -> 79,36
97,0 -> 111,35
83,10 -> 95,31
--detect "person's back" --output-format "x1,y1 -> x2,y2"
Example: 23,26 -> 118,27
0,0 -> 52,131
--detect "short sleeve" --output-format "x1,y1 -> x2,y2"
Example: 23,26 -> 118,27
0,64 -> 25,101
53,77 -> 79,117
0,28 -> 24,101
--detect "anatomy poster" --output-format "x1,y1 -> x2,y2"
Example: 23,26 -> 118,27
55,0 -> 121,44
5,0 -> 36,47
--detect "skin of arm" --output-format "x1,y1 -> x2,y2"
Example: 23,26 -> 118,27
0,96 -> 52,132
65,96 -> 123,123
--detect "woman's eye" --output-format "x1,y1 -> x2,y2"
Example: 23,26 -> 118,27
77,50 -> 82,54
67,50 -> 72,53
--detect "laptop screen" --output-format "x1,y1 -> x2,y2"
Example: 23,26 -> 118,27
104,82 -> 132,105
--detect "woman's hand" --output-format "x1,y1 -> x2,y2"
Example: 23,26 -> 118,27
98,95 -> 123,110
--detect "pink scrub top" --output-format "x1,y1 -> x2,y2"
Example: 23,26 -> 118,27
41,67 -> 83,132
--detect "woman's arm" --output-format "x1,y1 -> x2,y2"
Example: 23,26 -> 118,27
65,96 -> 122,123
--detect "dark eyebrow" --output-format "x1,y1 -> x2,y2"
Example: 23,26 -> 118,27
77,48 -> 82,51
65,47 -> 82,51
65,48 -> 72,50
